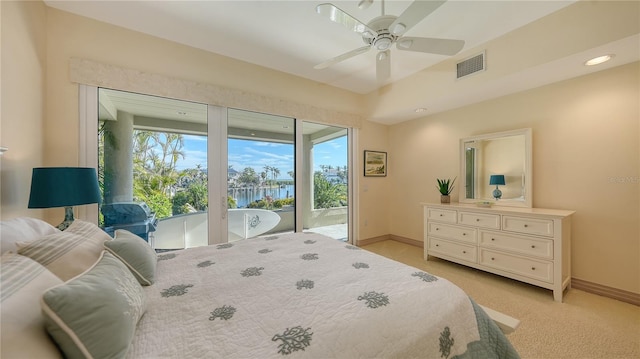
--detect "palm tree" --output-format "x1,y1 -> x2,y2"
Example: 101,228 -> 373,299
263,165 -> 272,185
272,167 -> 280,185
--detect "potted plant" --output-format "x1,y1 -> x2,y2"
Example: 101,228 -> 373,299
436,177 -> 456,203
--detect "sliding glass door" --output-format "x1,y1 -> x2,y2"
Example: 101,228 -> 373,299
300,122 -> 349,241
226,109 -> 295,241
97,88 -> 209,250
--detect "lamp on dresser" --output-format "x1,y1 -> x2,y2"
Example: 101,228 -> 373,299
28,167 -> 101,230
489,175 -> 505,200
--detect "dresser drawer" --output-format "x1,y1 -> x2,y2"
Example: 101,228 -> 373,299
429,237 -> 477,263
479,231 -> 553,259
427,208 -> 457,224
427,223 -> 477,244
479,249 -> 553,283
503,216 -> 554,237
458,211 -> 500,229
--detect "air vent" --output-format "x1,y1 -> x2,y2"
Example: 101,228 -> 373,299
456,52 -> 485,79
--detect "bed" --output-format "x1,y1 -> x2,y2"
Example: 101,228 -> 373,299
0,218 -> 520,359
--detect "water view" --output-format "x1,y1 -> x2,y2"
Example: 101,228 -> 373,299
229,184 -> 295,208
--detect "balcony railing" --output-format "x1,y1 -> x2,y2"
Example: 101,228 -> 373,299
152,207 -> 347,250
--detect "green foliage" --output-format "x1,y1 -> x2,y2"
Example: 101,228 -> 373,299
314,172 -> 347,209
128,130 -> 186,218
274,197 -> 294,208
173,166 -> 208,215
133,188 -> 172,218
171,191 -> 191,215
238,167 -> 260,187
247,196 -> 294,210
436,177 -> 456,195
228,195 -> 237,209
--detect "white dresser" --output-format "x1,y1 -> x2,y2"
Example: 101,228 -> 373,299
423,203 -> 574,302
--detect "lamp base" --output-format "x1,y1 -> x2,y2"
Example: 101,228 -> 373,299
492,187 -> 503,200
57,206 -> 75,231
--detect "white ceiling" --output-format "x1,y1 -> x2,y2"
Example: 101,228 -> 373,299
45,0 -> 639,125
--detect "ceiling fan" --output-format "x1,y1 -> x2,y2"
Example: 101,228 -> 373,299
314,0 -> 465,82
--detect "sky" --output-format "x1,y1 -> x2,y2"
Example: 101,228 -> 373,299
175,135 -> 348,178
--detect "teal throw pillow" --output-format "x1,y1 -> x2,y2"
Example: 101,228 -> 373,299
41,251 -> 146,359
104,229 -> 157,286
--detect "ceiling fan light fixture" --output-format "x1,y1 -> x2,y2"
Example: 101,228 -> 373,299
391,23 -> 406,35
375,37 -> 392,51
362,30 -> 375,39
397,39 -> 412,49
357,0 -> 373,10
377,51 -> 388,61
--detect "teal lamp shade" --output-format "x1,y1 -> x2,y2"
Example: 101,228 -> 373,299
489,175 -> 505,200
28,167 -> 101,230
489,175 -> 506,186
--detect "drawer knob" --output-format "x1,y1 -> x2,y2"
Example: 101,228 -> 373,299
531,245 -> 536,249
462,233 -> 467,236
436,244 -> 439,247
476,218 -> 480,222
491,257 -> 495,261
435,228 -> 439,231
531,267 -> 536,271
524,224 -> 529,228
491,238 -> 495,241
439,214 -> 443,217
463,250 -> 467,254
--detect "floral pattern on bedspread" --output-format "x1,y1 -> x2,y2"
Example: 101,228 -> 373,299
209,305 -> 236,321
272,326 -> 313,355
129,232 -> 519,359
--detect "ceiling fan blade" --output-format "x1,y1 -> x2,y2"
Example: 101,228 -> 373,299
314,46 -> 372,70
376,50 -> 391,82
389,0 -> 446,36
316,3 -> 375,35
396,37 -> 465,56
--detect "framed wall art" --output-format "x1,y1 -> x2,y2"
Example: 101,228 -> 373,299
364,150 -> 387,177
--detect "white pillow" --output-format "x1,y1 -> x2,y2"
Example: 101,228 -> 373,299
1,253 -> 63,358
17,220 -> 111,281
0,217 -> 60,254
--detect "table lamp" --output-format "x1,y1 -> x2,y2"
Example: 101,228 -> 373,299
489,174 -> 506,200
28,167 -> 101,230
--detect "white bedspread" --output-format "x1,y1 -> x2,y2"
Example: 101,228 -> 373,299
128,232 -> 518,358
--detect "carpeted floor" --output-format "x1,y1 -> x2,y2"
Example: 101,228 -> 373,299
361,240 -> 640,359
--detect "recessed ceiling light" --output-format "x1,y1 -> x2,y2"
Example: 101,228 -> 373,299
584,54 -> 615,66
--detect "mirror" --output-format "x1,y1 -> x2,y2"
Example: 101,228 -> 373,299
459,128 -> 532,208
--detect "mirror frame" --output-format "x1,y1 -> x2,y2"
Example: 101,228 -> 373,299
459,128 -> 532,208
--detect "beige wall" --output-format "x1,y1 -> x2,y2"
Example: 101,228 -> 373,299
358,120 -> 390,240
388,62 -> 640,294
0,0 -> 47,220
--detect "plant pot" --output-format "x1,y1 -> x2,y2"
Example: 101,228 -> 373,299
440,195 -> 450,203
